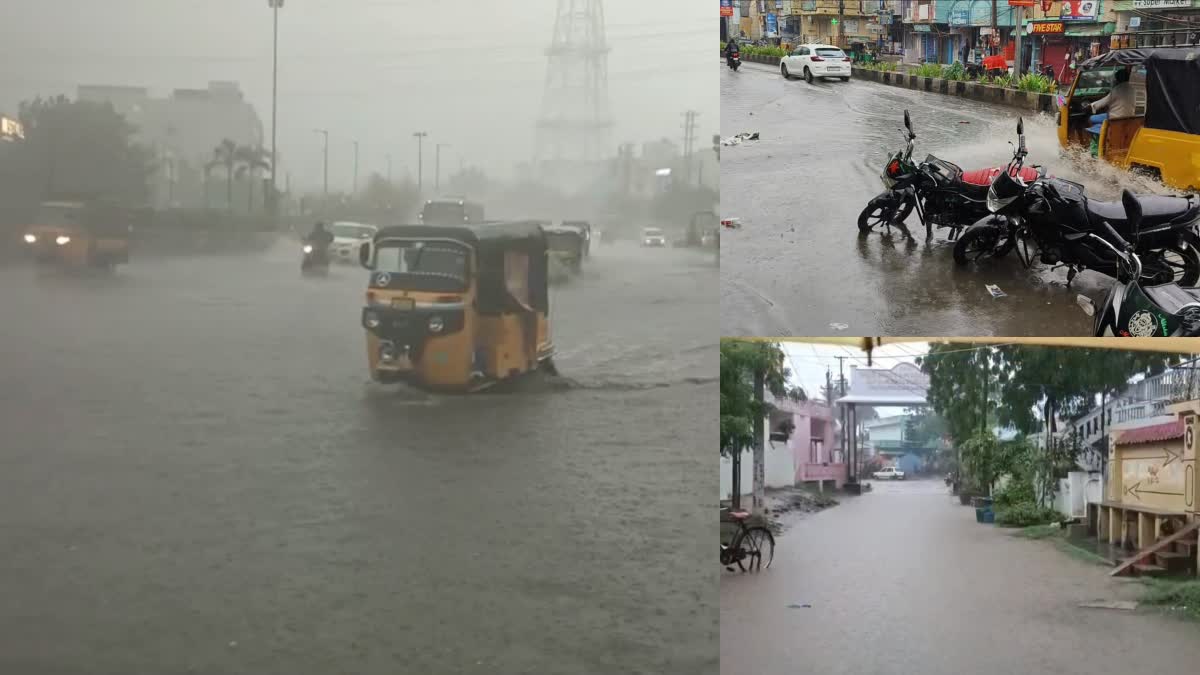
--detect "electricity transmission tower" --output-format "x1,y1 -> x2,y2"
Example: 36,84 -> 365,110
535,0 -> 613,186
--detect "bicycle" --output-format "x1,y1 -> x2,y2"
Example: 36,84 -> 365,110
719,507 -> 775,572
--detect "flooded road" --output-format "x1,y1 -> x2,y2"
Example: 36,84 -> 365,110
0,241 -> 717,674
720,62 -> 1176,336
721,479 -> 1200,675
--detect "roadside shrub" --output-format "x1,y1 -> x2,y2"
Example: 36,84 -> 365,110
742,45 -> 787,58
1016,73 -> 1055,93
913,63 -> 943,78
994,501 -> 1061,527
942,62 -> 968,81
992,477 -> 1035,509
992,73 -> 1014,88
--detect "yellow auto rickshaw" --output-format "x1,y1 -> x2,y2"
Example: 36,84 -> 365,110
22,200 -> 131,270
357,221 -> 556,392
543,224 -> 586,278
1058,45 -> 1200,191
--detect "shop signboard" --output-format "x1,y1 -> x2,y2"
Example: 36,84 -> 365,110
1061,0 -> 1100,21
721,0 -> 734,17
913,24 -> 932,32
1008,0 -> 1036,6
1133,0 -> 1192,8
1030,21 -> 1065,34
950,8 -> 969,25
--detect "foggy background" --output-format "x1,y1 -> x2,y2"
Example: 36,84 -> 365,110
0,0 -> 716,192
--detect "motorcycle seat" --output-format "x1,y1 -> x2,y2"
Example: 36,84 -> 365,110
1143,282 -> 1200,316
1087,194 -> 1197,231
960,166 -> 1040,187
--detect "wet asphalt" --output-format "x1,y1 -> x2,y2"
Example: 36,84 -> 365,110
721,479 -> 1200,675
720,61 -> 1177,337
0,240 -> 717,674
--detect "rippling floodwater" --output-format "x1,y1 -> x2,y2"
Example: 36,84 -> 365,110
0,240 -> 718,674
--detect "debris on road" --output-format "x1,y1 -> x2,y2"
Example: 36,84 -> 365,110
986,284 -> 1007,298
787,603 -> 813,609
721,132 -> 760,146
829,322 -> 849,331
1078,600 -> 1138,611
721,218 -> 742,229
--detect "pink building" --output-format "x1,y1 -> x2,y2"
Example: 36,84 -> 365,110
769,399 -> 844,490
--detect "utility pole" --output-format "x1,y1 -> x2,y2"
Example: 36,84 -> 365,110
314,128 -> 329,197
436,143 -> 451,192
752,346 -> 766,514
838,1 -> 846,49
268,0 -> 283,216
681,111 -> 698,185
412,131 -> 428,195
1013,5 -> 1025,78
991,0 -> 998,57
352,139 -> 359,195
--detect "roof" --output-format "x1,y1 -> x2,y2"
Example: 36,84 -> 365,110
374,221 -> 545,248
1118,419 -> 1185,446
1081,46 -> 1200,68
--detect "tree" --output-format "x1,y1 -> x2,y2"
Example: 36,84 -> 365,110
233,145 -> 271,213
820,375 -> 847,405
10,95 -> 154,206
207,139 -> 238,214
918,343 -> 1001,445
720,339 -> 804,512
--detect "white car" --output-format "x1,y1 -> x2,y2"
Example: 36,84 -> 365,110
873,466 -> 906,480
328,221 -> 377,263
780,44 -> 852,83
642,227 -> 666,247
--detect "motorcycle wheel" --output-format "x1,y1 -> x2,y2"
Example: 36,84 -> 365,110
857,197 -> 913,236
1140,230 -> 1200,286
953,223 -> 1009,266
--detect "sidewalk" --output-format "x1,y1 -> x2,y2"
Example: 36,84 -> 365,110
721,479 -> 1200,675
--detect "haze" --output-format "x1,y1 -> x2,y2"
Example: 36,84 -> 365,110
0,0 -> 716,190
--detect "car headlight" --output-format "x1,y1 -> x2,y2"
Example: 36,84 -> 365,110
428,315 -> 445,333
364,311 -> 381,329
55,236 -> 70,245
379,341 -> 396,362
302,244 -> 313,253
23,234 -> 36,243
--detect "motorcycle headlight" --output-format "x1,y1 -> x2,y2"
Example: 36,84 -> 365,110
986,186 -> 1017,213
23,234 -> 36,244
364,311 -> 381,329
428,315 -> 445,333
303,244 -> 314,254
55,235 -> 70,245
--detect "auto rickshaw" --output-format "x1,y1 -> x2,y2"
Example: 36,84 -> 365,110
357,221 -> 556,392
1058,45 -> 1200,191
544,224 -> 586,278
418,197 -> 485,225
561,220 -> 592,257
22,200 -> 131,270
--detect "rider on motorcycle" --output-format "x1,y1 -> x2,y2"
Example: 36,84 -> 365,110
305,222 -> 334,262
725,40 -> 741,67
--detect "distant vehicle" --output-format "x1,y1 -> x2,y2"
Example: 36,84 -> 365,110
873,466 -> 906,480
562,220 -> 593,256
418,197 -> 485,225
780,43 -> 852,83
642,227 -> 666,247
327,221 -> 377,264
23,200 -> 131,271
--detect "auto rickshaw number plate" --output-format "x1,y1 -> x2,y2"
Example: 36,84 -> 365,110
391,298 -> 414,310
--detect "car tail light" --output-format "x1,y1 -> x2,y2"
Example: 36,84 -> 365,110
810,56 -> 824,62
843,57 -> 851,62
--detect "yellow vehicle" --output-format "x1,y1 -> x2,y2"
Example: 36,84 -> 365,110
22,200 -> 131,270
357,221 -> 556,392
543,224 -> 586,276
1058,45 -> 1200,191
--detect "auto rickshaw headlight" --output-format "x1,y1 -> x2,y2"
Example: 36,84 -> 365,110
23,234 -> 35,244
302,244 -> 313,254
379,341 -> 397,362
428,315 -> 445,333
55,236 -> 70,245
364,311 -> 381,329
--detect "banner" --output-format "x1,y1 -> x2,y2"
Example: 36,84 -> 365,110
1030,22 -> 1065,34
1061,0 -> 1100,21
950,8 -> 970,25
1133,0 -> 1192,8
721,0 -> 734,17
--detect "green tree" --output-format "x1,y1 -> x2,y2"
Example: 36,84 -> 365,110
207,138 -> 238,214
233,145 -> 271,213
11,94 -> 154,206
917,343 -> 1001,444
720,339 -> 804,511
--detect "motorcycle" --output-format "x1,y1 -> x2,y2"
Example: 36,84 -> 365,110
300,241 -> 330,276
1079,190 -> 1200,336
727,48 -> 741,72
953,118 -> 1200,286
857,110 -> 1041,240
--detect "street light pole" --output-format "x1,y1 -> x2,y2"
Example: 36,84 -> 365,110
387,154 -> 393,184
314,128 -> 329,197
412,131 -> 428,195
352,139 -> 359,195
269,0 -> 282,214
436,143 -> 451,192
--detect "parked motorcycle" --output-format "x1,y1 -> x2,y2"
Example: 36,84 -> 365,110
1079,191 -> 1200,336
953,118 -> 1200,286
857,110 -> 1041,240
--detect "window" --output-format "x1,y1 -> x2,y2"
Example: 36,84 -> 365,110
503,250 -> 531,309
374,240 -> 469,290
810,439 -> 823,464
815,48 -> 846,59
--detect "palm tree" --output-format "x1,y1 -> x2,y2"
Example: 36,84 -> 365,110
234,145 -> 271,214
206,138 -> 237,214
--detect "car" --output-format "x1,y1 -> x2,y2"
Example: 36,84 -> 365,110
328,221 -> 378,263
641,227 -> 666,247
872,466 -> 906,480
780,43 -> 852,83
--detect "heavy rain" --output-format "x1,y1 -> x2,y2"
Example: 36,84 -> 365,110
0,2 -> 717,673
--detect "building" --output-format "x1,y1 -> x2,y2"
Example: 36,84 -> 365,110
770,398 -> 844,490
903,0 -> 1019,64
77,82 -> 265,209
786,0 -> 877,46
1023,1 -> 1118,79
1,114 -> 25,141
1112,0 -> 1200,46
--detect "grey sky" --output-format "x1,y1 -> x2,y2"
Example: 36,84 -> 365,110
782,342 -> 928,410
0,0 -> 715,191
